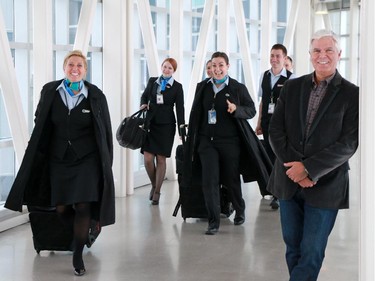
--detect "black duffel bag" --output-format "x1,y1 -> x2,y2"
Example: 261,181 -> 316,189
116,109 -> 148,150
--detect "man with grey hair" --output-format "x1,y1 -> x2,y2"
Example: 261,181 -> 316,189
267,29 -> 359,280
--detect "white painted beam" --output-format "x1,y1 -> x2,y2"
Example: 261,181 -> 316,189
103,0 -> 129,196
294,0 -> 311,76
217,0 -> 230,53
260,0 -> 272,72
136,0 -> 159,76
359,1 -> 375,280
283,0 -> 300,51
170,0 -> 183,80
186,0 -> 215,115
0,6 -> 28,166
33,0 -> 53,109
232,0 -> 256,101
73,0 -> 97,55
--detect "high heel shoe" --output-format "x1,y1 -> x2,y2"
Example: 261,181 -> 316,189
152,192 -> 161,205
74,268 -> 86,276
149,186 -> 156,201
73,252 -> 85,276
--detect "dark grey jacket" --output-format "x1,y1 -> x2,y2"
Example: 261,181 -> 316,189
267,71 -> 359,209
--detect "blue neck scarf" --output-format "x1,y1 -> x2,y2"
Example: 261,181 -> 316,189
160,76 -> 171,91
64,79 -> 83,96
214,75 -> 228,85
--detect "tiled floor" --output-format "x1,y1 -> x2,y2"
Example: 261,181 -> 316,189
0,158 -> 359,281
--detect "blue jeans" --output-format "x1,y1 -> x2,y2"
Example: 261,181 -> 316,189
279,190 -> 338,281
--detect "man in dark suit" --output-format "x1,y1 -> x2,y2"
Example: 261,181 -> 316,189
267,29 -> 359,281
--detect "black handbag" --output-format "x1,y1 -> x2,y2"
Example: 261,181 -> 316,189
116,109 -> 148,150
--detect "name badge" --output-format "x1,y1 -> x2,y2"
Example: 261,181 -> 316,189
208,109 -> 217,124
156,94 -> 164,104
268,103 -> 275,114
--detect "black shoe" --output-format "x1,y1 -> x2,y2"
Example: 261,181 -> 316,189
74,268 -> 86,276
152,192 -> 161,205
205,227 -> 219,235
270,197 -> 279,210
149,186 -> 155,201
86,220 -> 101,248
234,212 -> 245,225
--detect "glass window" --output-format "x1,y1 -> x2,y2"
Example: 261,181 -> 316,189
0,91 -> 15,206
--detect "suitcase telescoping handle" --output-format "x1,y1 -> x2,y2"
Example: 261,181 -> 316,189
179,124 -> 188,144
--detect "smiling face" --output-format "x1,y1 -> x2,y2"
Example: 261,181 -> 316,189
161,61 -> 175,77
310,36 -> 341,81
63,55 -> 87,82
270,49 -> 286,74
206,61 -> 212,77
211,56 -> 229,80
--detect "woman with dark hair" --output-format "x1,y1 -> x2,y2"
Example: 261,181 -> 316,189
184,51 -> 271,235
140,58 -> 185,205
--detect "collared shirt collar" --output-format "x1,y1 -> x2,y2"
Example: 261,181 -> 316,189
209,76 -> 229,94
267,67 -> 288,79
156,76 -> 175,86
208,76 -> 229,86
312,71 -> 336,88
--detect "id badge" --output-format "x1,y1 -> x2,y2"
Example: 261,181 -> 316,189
268,103 -> 275,114
208,109 -> 217,124
156,94 -> 164,104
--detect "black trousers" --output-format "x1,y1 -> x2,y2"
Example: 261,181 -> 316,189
197,136 -> 245,228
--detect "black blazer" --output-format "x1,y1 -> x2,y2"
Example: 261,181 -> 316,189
5,79 -> 116,226
183,77 -> 273,195
267,71 -> 359,209
140,77 -> 185,130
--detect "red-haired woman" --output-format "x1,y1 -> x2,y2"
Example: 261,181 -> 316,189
140,58 -> 185,205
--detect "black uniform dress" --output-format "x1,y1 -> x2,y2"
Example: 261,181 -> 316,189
141,77 -> 185,157
49,94 -> 101,205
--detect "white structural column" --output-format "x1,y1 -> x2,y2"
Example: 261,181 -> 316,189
232,0 -> 256,101
136,0 -> 160,76
33,0 -> 53,109
167,0 -> 184,182
73,0 -> 97,55
349,0 -> 360,84
185,0 -> 215,114
124,0 -> 135,195
283,0 -> 300,51
217,0 -> 230,53
260,0 -> 272,72
169,0 -> 183,74
0,7 -> 28,166
103,0 -> 129,196
294,0 -> 311,75
359,1 -> 375,280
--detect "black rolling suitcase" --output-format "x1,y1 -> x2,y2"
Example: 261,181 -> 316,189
28,206 -> 74,254
173,125 -> 234,220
